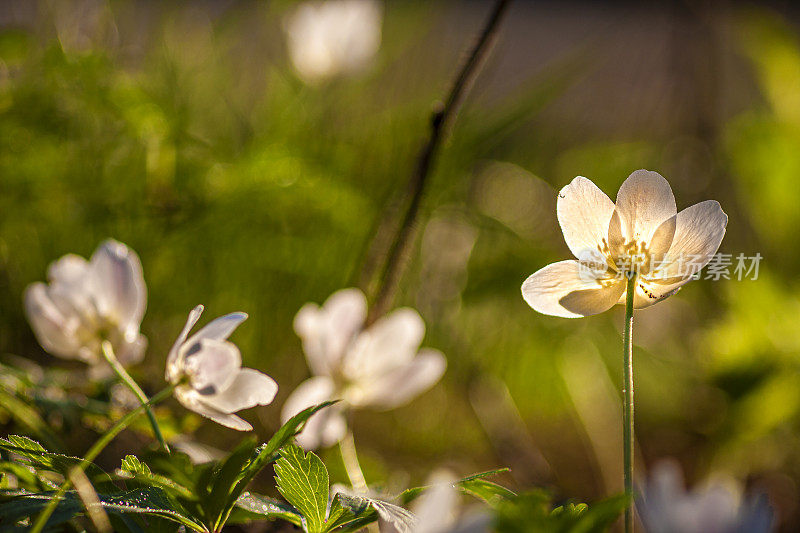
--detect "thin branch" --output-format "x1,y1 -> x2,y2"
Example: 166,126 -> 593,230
366,0 -> 512,324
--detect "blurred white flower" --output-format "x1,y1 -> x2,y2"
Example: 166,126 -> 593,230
282,288 -> 446,449
283,0 -> 382,84
522,170 -> 728,318
381,472 -> 491,533
166,306 -> 278,432
637,460 -> 774,533
24,239 -> 147,369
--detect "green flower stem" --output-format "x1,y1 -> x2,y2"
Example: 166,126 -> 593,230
101,340 -> 169,453
339,431 -> 368,495
623,274 -> 636,533
30,385 -> 176,533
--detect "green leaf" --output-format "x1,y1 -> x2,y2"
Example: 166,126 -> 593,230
0,487 -> 207,532
228,491 -> 303,526
0,435 -> 115,491
116,455 -> 195,501
207,436 -> 257,529
216,401 -> 337,528
399,468 -> 514,506
274,444 -> 329,533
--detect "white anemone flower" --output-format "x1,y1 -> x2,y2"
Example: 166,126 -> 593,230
637,460 -> 773,533
522,170 -> 728,318
283,0 -> 382,84
24,239 -> 147,370
166,306 -> 278,432
281,288 -> 446,449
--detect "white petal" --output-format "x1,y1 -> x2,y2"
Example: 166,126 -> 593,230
23,283 -> 82,359
166,305 -> 204,381
47,254 -> 89,286
616,278 -> 686,309
280,376 -> 345,449
174,386 -> 254,431
185,311 -> 248,346
614,170 -> 677,244
521,260 -> 626,318
198,368 -> 278,413
414,474 -> 459,533
657,200 -> 728,280
354,349 -> 446,409
88,239 -> 147,332
294,288 -> 366,376
557,176 -> 616,259
114,333 -> 147,367
182,338 -> 242,394
343,308 -> 425,380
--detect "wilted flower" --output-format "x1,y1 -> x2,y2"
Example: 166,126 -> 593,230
282,288 -> 446,449
24,239 -> 147,369
637,460 -> 774,533
283,0 -> 382,83
522,170 -> 728,318
166,306 -> 278,432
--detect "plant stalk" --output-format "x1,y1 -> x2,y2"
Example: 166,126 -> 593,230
339,431 -> 369,495
623,274 -> 636,533
365,0 -> 512,324
30,385 -> 176,533
101,340 -> 169,452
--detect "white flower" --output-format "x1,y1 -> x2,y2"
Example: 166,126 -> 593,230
281,288 -> 446,449
166,306 -> 278,432
637,460 -> 773,533
283,0 -> 382,84
24,239 -> 147,368
521,170 -> 728,318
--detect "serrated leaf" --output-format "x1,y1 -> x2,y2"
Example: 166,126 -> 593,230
120,455 -> 151,476
116,455 -> 195,501
216,401 -> 337,528
274,444 -> 329,533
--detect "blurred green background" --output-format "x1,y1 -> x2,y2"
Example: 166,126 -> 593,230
1,0 -> 800,530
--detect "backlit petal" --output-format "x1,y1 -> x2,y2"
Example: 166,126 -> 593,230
614,170 -> 677,244
343,308 -> 425,380
182,338 -> 241,394
521,260 -> 625,318
656,200 -> 728,280
557,176 -> 616,259
174,386 -> 253,431
294,288 -> 367,376
199,368 -> 278,413
185,312 -> 248,346
166,305 -> 204,381
281,376 -> 345,449
24,283 -> 82,359
354,349 -> 446,409
89,239 -> 147,332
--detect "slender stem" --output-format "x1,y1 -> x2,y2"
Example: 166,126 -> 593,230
365,0 -> 512,324
30,385 -> 175,533
623,274 -> 636,533
339,431 -> 368,495
101,341 -> 169,453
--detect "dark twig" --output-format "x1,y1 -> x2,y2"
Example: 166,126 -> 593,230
366,0 -> 512,324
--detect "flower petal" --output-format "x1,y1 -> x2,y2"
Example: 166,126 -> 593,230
657,200 -> 728,280
614,170 -> 677,244
521,260 -> 626,318
174,386 -> 253,431
281,376 -> 345,449
24,283 -> 82,359
182,338 -> 241,394
114,333 -> 147,367
343,307 -> 425,380
353,349 -> 446,409
199,368 -> 278,413
166,305 -> 204,381
89,239 -> 147,332
47,254 -> 89,286
557,176 -> 616,259
294,288 -> 367,376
